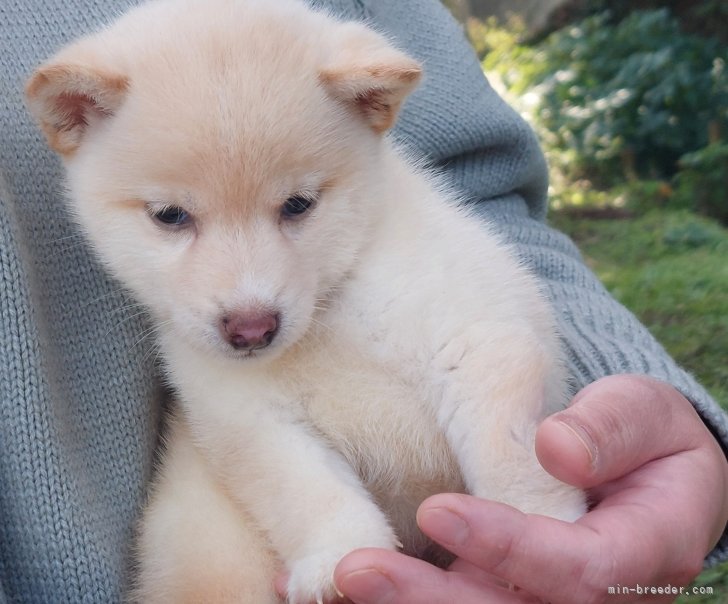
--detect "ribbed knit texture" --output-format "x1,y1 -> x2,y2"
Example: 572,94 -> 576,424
1,0 -> 725,601
1,2 -> 159,602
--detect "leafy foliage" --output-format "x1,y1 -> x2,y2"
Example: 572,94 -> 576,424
582,0 -> 728,44
483,9 -> 728,186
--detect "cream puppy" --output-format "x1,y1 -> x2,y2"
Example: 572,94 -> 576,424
27,0 -> 585,602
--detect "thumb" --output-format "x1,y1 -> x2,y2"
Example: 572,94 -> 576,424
535,374 -> 702,489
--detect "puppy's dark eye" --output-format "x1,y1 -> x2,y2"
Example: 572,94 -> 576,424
281,194 -> 315,219
151,205 -> 192,228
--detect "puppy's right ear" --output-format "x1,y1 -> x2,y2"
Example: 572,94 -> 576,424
26,62 -> 129,156
320,23 -> 422,134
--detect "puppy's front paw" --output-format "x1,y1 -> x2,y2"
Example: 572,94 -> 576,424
285,551 -> 345,604
285,532 -> 398,604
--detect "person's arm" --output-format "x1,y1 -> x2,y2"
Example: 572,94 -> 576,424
477,196 -> 728,481
0,8 -> 160,601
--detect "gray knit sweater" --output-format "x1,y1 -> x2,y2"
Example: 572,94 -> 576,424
1,0 -> 726,602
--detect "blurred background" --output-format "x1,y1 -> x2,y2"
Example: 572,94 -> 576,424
442,1 -> 727,600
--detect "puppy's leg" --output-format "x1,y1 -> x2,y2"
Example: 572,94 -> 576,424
186,402 -> 399,604
431,323 -> 586,521
132,414 -> 280,604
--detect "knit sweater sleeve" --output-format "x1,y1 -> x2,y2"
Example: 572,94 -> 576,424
1,7 -> 160,599
361,0 -> 728,565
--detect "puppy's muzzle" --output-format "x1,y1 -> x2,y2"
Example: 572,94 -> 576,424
220,310 -> 279,351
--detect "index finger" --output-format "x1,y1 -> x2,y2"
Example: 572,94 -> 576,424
335,548 -> 541,604
416,486 -> 705,604
417,494 -> 604,603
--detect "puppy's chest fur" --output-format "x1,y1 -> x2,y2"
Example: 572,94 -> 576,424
275,321 -> 464,554
284,331 -> 462,480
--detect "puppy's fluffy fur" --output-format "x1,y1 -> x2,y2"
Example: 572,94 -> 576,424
27,0 -> 585,601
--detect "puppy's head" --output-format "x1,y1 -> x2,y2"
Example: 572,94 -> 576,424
26,0 -> 421,360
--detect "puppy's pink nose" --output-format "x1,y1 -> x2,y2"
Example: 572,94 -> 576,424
220,310 -> 279,351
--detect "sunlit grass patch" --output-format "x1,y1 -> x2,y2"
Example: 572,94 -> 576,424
550,209 -> 728,410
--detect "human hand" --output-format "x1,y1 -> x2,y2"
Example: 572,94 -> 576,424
333,374 -> 728,603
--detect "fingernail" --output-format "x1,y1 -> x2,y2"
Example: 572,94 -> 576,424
419,506 -> 470,548
337,568 -> 396,603
556,418 -> 597,469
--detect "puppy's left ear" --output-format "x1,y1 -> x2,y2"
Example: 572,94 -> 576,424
319,23 -> 422,134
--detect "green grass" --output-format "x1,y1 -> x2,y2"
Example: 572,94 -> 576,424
550,208 -> 728,410
550,206 -> 728,602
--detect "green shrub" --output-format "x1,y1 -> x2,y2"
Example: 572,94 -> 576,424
672,142 -> 728,225
483,10 -> 728,186
582,0 -> 728,45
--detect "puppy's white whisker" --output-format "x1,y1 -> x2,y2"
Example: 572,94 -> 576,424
81,289 -> 129,308
104,309 -> 151,339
